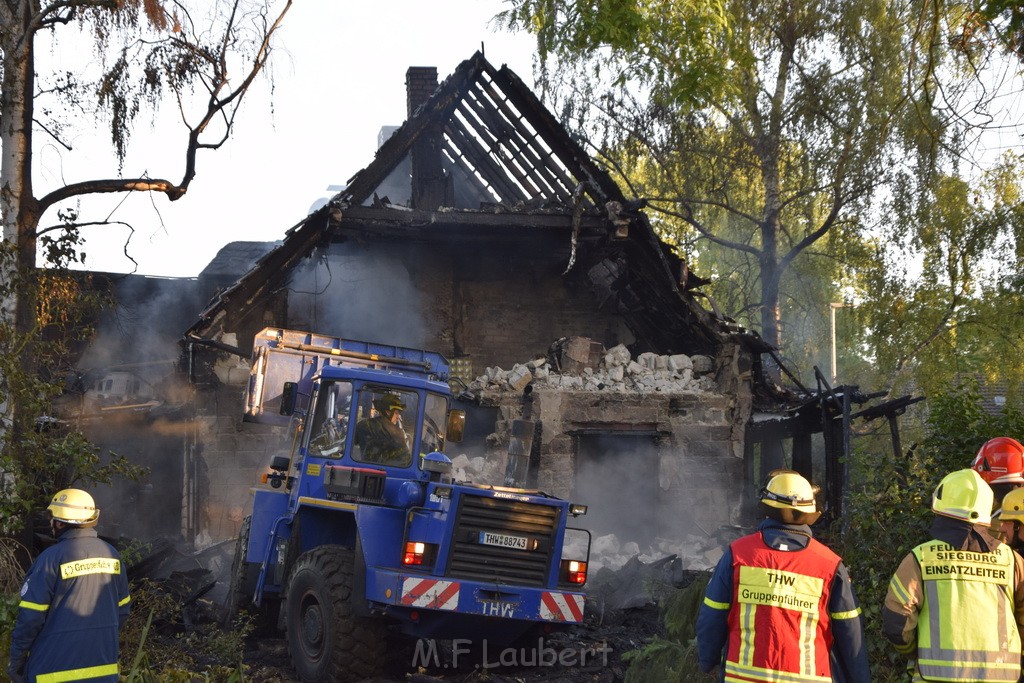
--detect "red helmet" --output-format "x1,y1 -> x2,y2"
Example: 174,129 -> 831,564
972,437 -> 1024,485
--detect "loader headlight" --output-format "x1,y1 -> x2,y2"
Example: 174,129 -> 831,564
569,503 -> 588,517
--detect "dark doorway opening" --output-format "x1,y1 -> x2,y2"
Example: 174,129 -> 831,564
573,434 -> 661,547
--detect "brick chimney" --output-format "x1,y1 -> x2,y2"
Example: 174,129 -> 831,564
406,66 -> 448,210
406,66 -> 438,118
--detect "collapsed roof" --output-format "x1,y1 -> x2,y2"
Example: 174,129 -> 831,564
186,51 -> 763,361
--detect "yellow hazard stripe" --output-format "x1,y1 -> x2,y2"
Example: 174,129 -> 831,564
36,663 -> 119,682
60,557 -> 120,579
18,600 -> 49,612
297,496 -> 357,511
704,596 -> 730,610
119,595 -> 131,607
829,606 -> 861,620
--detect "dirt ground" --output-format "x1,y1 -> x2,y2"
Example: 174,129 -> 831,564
240,603 -> 663,682
228,558 -> 701,682
132,541 -> 695,682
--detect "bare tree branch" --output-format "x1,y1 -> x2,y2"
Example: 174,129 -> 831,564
35,0 -> 292,216
32,117 -> 72,151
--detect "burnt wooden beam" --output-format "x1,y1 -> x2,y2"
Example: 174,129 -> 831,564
567,423 -> 665,435
488,62 -> 623,202
441,144 -> 494,200
328,205 -> 609,235
746,408 -> 823,441
442,138 -> 503,201
454,100 -> 544,199
461,84 -> 572,202
342,54 -> 486,205
474,72 -> 582,198
187,210 -> 329,338
445,118 -> 529,203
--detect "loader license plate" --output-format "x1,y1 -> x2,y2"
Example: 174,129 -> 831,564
479,531 -> 529,550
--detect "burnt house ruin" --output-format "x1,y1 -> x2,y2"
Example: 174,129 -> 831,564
180,52 -> 916,553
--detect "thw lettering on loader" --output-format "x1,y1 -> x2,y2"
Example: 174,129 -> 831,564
481,601 -> 516,618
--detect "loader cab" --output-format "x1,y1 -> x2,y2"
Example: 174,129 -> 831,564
303,375 -> 461,478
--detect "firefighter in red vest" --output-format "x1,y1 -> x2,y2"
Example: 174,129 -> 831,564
972,437 -> 1024,540
697,469 -> 870,682
883,468 -> 1024,682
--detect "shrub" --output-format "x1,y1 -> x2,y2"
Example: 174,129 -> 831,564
837,380 -> 1024,679
623,573 -> 710,682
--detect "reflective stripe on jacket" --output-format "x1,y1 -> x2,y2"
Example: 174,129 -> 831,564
909,540 -> 1020,682
723,532 -> 842,683
9,528 -> 130,683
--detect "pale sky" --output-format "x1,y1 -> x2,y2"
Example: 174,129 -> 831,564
38,1 -> 537,277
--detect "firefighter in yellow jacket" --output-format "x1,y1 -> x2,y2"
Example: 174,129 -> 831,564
883,469 -> 1024,682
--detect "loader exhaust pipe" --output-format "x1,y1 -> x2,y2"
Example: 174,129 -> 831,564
504,418 -> 535,487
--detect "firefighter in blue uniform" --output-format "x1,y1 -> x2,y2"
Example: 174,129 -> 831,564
7,489 -> 131,683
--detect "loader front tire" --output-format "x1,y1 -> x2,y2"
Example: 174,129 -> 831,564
223,515 -> 278,634
285,545 -> 385,682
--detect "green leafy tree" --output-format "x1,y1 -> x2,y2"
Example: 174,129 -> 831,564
0,234 -> 147,536
0,0 -> 291,532
971,0 -> 1024,58
844,159 -> 1024,398
499,0 -> 1019,369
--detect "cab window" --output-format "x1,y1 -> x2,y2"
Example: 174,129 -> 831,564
420,393 -> 448,459
308,381 -> 354,457
352,387 -> 418,467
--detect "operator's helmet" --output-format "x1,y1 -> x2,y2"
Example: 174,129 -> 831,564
373,394 -> 405,415
932,469 -> 994,525
759,469 -> 821,525
47,488 -> 100,526
1001,486 -> 1024,524
972,437 -> 1024,485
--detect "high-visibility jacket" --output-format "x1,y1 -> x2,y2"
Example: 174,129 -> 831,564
908,540 -> 1020,682
9,527 -> 130,683
722,531 -> 841,683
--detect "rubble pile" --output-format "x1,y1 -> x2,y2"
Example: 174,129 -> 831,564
468,339 -> 718,395
584,532 -> 728,575
448,452 -> 506,485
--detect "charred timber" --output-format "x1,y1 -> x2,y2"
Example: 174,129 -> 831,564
327,206 -> 610,236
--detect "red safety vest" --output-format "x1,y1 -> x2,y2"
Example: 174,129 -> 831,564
724,532 -> 841,683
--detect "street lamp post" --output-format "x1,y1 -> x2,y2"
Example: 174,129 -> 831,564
830,302 -> 845,383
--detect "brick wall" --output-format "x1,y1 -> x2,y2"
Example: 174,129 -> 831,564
191,378 -> 288,542
474,387 -> 743,542
282,241 -> 629,374
450,245 -> 632,370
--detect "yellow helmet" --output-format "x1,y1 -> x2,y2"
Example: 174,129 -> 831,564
760,470 -> 821,525
48,488 -> 99,526
932,469 -> 993,525
1001,486 -> 1024,524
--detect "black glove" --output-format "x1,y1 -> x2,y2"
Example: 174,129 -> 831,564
7,654 -> 27,683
